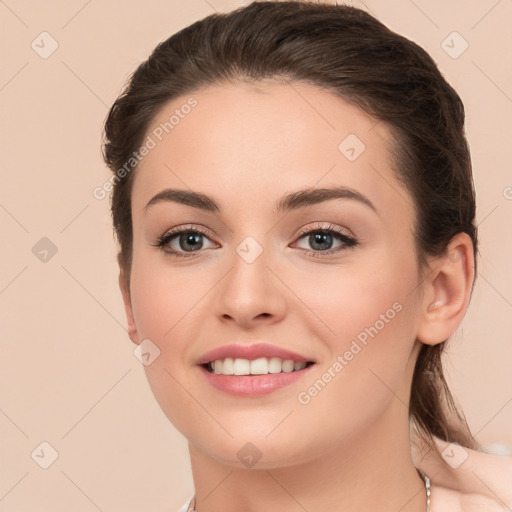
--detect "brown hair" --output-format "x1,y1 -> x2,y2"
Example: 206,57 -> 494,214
102,0 -> 479,453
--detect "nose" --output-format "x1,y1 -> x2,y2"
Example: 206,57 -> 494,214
216,243 -> 287,329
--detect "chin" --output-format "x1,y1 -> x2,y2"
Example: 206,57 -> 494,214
186,418 -> 325,470
197,437 -> 316,470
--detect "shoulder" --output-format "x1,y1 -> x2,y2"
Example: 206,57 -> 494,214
413,436 -> 512,512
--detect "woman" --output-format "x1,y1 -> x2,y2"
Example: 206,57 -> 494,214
101,1 -> 512,510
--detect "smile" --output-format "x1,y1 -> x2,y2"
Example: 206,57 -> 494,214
203,357 -> 315,375
197,343 -> 317,396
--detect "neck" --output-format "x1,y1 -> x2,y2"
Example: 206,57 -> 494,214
187,399 -> 428,512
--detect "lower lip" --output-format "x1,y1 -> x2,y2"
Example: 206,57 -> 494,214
199,365 -> 315,397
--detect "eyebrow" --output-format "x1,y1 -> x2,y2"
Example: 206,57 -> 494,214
144,186 -> 378,215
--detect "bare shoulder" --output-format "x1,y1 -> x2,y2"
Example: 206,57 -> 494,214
413,436 -> 512,512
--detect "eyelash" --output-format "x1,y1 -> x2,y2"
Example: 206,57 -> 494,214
152,225 -> 214,258
153,223 -> 358,258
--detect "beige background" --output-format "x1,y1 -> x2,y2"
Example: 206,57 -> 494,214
1,0 -> 511,510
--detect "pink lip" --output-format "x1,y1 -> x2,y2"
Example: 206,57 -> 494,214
199,364 -> 315,397
196,343 -> 314,365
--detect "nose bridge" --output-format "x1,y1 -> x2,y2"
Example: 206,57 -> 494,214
216,231 -> 286,325
229,233 -> 271,297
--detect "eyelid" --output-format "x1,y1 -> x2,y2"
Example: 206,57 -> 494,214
161,223 -> 214,239
295,221 -> 355,240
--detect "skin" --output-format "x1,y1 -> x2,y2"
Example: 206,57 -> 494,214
118,80 -> 475,511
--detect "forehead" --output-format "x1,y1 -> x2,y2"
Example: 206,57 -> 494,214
131,80 -> 413,225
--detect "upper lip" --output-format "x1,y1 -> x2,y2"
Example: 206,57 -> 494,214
196,343 -> 315,365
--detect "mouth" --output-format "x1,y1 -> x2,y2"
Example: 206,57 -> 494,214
201,357 -> 316,375
196,343 -> 316,396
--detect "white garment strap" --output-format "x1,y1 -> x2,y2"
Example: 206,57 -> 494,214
178,496 -> 194,512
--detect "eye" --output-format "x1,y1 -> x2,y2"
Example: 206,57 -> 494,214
152,222 -> 358,258
153,225 -> 217,257
293,223 -> 358,257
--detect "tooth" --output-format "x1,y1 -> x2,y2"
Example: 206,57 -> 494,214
250,357 -> 269,375
268,357 -> 283,374
282,359 -> 294,372
210,356 -> 307,375
221,357 -> 234,375
233,358 -> 251,375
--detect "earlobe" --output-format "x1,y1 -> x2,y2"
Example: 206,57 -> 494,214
416,233 -> 475,346
118,262 -> 140,346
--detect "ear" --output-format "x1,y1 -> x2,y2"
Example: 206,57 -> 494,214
118,254 -> 140,346
416,232 -> 475,346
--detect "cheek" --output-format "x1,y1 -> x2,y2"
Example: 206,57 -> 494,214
292,253 -> 414,349
129,260 -> 210,436
291,251 -> 418,403
130,254 -> 203,341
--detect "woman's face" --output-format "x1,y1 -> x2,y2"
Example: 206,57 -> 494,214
124,80 -> 425,468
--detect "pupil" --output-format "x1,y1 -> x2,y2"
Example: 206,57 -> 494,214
311,232 -> 332,250
181,233 -> 202,251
